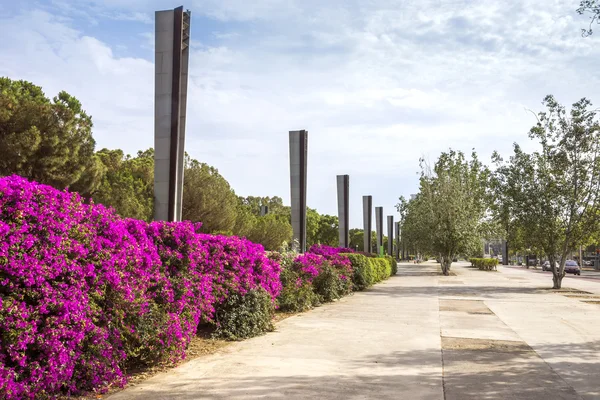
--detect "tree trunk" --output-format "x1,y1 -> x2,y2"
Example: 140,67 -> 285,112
549,255 -> 565,289
441,257 -> 450,276
552,272 -> 563,289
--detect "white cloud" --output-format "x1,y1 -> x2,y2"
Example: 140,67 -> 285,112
2,0 -> 600,229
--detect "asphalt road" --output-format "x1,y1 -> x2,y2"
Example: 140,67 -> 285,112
505,265 -> 600,280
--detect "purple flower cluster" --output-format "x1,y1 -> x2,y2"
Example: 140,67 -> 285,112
0,176 -> 281,399
290,245 -> 354,286
308,244 -> 355,256
306,244 -> 353,278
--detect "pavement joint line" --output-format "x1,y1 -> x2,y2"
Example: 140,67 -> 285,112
437,292 -> 448,400
485,293 -> 583,399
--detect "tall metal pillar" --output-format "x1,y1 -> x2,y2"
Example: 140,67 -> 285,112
395,221 -> 401,260
387,216 -> 394,256
375,207 -> 383,255
362,196 -> 372,253
289,130 -> 308,253
502,240 -> 509,265
154,6 -> 191,222
337,175 -> 350,248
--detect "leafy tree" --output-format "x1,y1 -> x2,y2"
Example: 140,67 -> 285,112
182,156 -> 238,234
92,148 -> 154,221
306,208 -> 321,247
0,77 -> 101,193
313,214 -> 339,247
577,1 -> 600,36
237,196 -> 287,216
349,228 -> 363,251
233,196 -> 292,250
399,150 -> 490,275
244,214 -> 293,251
497,96 -> 600,288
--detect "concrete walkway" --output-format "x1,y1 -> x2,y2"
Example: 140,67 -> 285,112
110,262 -> 600,400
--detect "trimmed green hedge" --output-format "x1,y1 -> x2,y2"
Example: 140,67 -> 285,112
343,253 -> 394,290
385,255 -> 398,276
469,258 -> 498,271
370,258 -> 390,282
344,253 -> 371,290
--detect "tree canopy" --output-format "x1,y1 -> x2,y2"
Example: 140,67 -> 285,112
493,95 -> 600,288
577,0 -> 600,36
0,77 -> 101,194
398,150 -> 490,275
0,77 -> 342,253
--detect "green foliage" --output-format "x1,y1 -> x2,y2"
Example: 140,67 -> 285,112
344,253 -> 393,290
0,77 -> 100,193
348,229 -> 378,252
313,214 -> 339,247
369,258 -> 392,282
344,253 -> 371,290
212,288 -> 275,341
469,258 -> 498,271
577,1 -> 600,36
234,196 -> 292,250
182,156 -> 238,233
312,263 -> 352,302
277,265 -> 320,312
349,229 -> 362,251
494,95 -> 600,288
397,150 -> 490,275
306,209 -> 339,247
385,255 -> 398,276
92,148 -> 154,221
245,214 -> 293,251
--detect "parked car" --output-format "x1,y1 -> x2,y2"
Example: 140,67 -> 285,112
564,260 -> 581,275
541,261 -> 558,271
584,260 -> 593,267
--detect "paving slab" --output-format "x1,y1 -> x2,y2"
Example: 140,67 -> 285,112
442,337 -> 581,400
109,265 -> 444,400
109,261 -> 600,400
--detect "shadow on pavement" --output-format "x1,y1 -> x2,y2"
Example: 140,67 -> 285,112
117,341 -> 600,400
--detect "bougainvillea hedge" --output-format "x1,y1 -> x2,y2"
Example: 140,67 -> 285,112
0,176 -> 281,399
0,177 -> 395,399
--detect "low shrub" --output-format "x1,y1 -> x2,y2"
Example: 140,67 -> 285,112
212,288 -> 275,341
469,258 -> 498,271
343,253 -> 370,290
385,255 -> 398,276
369,258 -> 391,282
312,262 -> 353,302
276,262 -> 320,312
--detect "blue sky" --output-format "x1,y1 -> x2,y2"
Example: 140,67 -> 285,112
1,0 -> 599,230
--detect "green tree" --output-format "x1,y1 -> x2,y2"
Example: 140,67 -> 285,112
497,96 -> 600,288
313,214 -> 339,247
577,1 -> 600,36
349,228 -> 363,251
233,195 -> 293,250
182,156 -> 238,234
237,196 -> 288,216
0,77 -> 101,193
244,214 -> 293,251
92,148 -> 154,221
399,150 -> 490,275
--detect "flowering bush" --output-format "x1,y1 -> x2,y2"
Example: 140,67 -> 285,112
293,249 -> 352,303
0,176 -> 281,399
308,244 -> 355,257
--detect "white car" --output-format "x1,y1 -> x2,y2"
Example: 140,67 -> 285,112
541,261 -> 558,271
